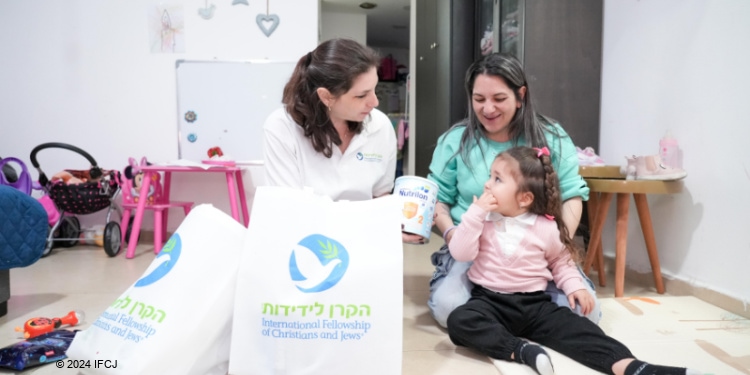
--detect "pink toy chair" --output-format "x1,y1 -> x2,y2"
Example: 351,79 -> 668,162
117,160 -> 193,255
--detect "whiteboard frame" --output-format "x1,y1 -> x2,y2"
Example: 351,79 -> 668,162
175,59 -> 296,163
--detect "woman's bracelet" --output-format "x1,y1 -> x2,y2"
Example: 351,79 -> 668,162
442,225 -> 457,243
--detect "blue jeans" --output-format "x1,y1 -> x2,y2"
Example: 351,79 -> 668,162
428,244 -> 602,328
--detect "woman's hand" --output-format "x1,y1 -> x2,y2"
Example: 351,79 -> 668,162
400,209 -> 438,244
402,231 -> 425,244
568,289 -> 595,316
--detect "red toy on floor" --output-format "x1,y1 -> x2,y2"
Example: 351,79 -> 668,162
14,310 -> 84,339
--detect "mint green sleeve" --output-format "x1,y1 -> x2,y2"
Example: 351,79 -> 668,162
427,130 -> 461,206
548,125 -> 590,202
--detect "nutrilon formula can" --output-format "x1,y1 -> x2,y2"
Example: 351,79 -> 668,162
394,176 -> 439,243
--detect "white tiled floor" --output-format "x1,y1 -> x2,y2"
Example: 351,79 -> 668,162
1,239 -> 748,374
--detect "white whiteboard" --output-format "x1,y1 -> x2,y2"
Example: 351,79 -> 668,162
175,60 -> 296,162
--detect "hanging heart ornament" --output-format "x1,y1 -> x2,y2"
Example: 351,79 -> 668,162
256,14 -> 279,37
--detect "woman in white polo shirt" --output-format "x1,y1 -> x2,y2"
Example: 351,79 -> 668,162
263,38 -> 423,243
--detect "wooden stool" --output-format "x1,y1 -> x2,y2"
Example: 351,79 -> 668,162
580,166 -> 684,297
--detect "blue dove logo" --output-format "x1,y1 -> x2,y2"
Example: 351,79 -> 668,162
289,234 -> 349,293
134,234 -> 182,287
356,152 -> 364,161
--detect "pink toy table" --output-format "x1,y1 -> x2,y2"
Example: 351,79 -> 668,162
125,164 -> 249,259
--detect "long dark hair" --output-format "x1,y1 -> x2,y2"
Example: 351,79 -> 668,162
449,53 -> 565,170
499,146 -> 581,263
282,38 -> 380,158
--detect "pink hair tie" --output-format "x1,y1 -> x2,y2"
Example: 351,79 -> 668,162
544,214 -> 555,221
534,147 -> 550,158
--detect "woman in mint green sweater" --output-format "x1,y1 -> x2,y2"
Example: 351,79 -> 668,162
427,53 -> 600,328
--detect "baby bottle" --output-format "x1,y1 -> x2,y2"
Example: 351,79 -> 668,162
659,131 -> 682,169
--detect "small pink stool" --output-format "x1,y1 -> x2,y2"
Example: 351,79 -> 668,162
118,172 -> 193,255
124,164 -> 249,259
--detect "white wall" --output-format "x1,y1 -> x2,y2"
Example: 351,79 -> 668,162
320,10 -> 367,46
0,1 -> 317,230
601,0 -> 750,304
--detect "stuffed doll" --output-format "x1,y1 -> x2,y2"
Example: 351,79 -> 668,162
123,157 -> 160,204
50,171 -> 86,185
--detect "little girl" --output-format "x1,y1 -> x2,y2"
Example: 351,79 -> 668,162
446,146 -> 699,375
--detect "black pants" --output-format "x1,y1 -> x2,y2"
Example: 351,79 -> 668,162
447,286 -> 633,375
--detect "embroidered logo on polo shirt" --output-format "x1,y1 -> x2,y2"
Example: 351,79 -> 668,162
356,152 -> 383,162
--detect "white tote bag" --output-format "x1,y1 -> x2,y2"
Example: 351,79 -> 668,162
66,204 -> 247,375
228,186 -> 403,375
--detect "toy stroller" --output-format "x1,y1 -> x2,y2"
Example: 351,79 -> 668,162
30,143 -> 123,257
